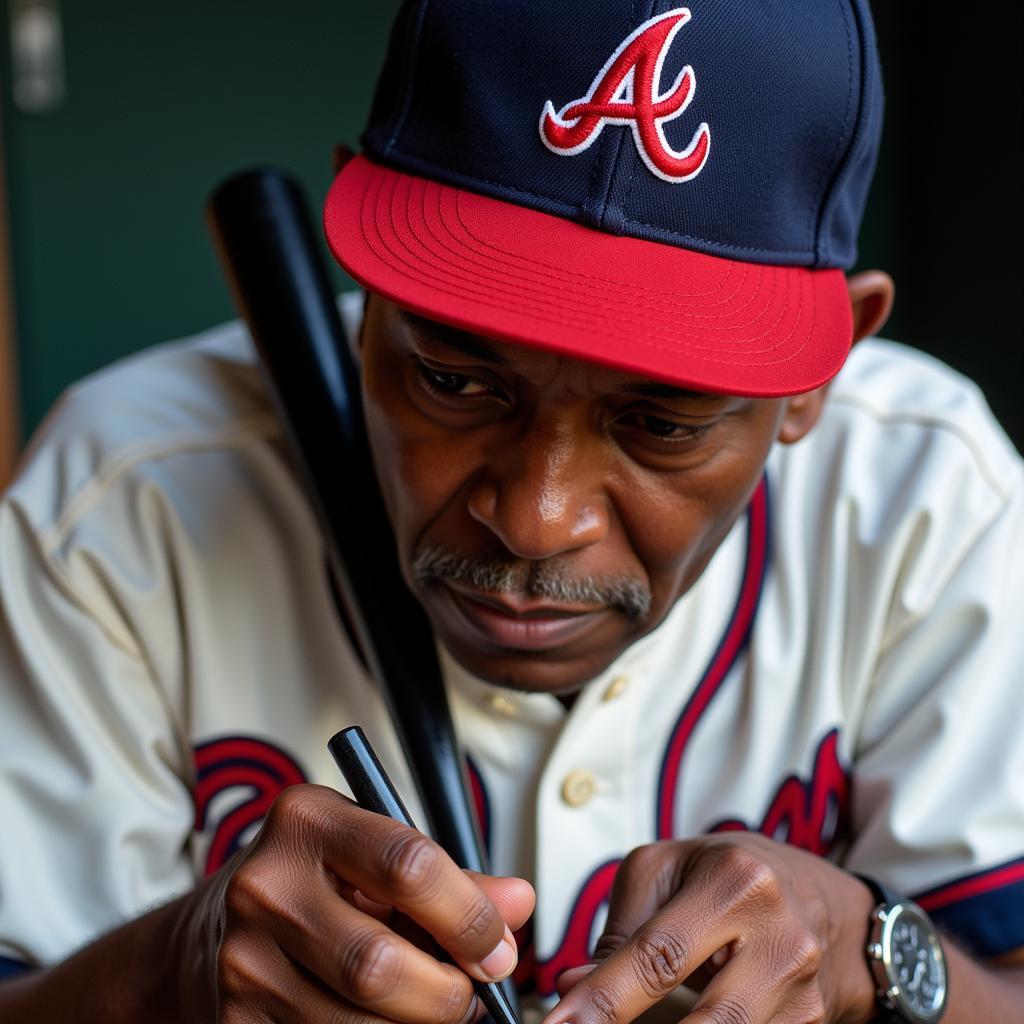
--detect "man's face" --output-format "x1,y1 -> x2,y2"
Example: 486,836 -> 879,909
360,295 -> 796,694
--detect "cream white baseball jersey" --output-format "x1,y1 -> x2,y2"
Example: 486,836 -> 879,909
1,296 -> 1022,1020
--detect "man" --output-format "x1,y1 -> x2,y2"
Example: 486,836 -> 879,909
0,1 -> 1022,1022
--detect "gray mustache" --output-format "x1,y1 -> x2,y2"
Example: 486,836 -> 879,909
411,546 -> 652,621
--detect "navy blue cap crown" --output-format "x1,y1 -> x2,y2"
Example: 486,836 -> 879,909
362,0 -> 883,271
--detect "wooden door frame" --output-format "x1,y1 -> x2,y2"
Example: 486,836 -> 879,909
0,100 -> 20,491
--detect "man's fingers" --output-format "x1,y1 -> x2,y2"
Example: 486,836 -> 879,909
555,963 -> 596,996
591,843 -> 690,962
683,943 -> 826,1024
264,788 -> 516,982
338,824 -> 517,981
544,838 -> 837,1024
542,929 -> 701,1024
271,982 -> 398,1024
680,959 -> 773,1024
464,871 -> 536,933
541,899 -> 731,1024
221,936 -> 482,1024
265,888 -> 479,1024
342,886 -> 395,924
216,932 -> 380,1024
550,913 -> 827,1024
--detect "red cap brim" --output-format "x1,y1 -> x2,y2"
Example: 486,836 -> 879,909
324,155 -> 852,397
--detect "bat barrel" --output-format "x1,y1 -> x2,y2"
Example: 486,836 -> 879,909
206,169 -> 489,874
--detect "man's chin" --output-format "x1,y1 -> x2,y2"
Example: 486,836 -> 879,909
437,632 -> 628,695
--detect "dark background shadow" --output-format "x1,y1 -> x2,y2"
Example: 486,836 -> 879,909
857,0 -> 1023,448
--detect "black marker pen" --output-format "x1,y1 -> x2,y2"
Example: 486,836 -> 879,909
329,726 -> 521,1024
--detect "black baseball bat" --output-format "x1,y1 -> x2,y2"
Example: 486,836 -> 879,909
205,169 -> 518,1018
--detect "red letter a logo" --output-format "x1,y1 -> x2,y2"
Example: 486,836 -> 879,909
540,8 -> 710,184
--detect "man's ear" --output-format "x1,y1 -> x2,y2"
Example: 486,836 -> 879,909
777,386 -> 829,445
777,270 -> 896,445
847,270 -> 895,344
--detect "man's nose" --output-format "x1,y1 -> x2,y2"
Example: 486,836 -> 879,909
466,423 -> 610,560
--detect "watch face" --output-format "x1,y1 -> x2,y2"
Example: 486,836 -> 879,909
883,904 -> 947,1021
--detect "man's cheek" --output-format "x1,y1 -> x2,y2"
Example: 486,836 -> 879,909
621,491 -> 707,573
388,437 -> 469,539
634,499 -> 741,612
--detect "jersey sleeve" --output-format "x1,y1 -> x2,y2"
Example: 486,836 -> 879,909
0,494 -> 196,971
843,469 -> 1024,959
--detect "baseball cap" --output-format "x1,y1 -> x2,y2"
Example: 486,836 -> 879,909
324,1 -> 883,398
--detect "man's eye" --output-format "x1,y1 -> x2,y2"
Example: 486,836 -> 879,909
630,413 -> 710,442
419,365 -> 492,398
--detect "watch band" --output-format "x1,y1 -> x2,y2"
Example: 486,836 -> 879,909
857,873 -> 906,912
858,875 -> 905,1023
855,873 -> 948,1024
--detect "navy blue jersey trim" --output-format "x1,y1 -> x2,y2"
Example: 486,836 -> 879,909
916,855 -> 1024,958
927,881 -> 1024,958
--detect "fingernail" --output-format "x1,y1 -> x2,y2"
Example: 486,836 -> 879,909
458,995 -> 483,1024
555,962 -> 597,994
479,927 -> 517,980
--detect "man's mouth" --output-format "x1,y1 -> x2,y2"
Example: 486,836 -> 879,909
441,580 -> 609,652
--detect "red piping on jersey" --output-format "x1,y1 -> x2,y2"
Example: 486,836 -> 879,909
534,859 -> 622,996
656,476 -> 770,840
917,857 -> 1024,913
465,754 -> 492,857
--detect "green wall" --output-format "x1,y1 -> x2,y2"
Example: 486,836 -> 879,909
3,1 -> 400,435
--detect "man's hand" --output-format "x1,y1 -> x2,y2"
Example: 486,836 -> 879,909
544,833 -> 877,1024
179,784 -> 534,1023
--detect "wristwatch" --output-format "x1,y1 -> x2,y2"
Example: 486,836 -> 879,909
858,875 -> 948,1023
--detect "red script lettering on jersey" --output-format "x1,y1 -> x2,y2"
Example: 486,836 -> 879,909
539,8 -> 711,183
193,736 -> 308,876
711,729 -> 850,855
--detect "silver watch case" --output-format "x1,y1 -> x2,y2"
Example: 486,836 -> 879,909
866,900 -> 947,1023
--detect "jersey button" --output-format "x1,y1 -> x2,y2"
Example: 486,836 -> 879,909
602,674 -> 629,702
561,769 -> 597,807
486,693 -> 518,716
